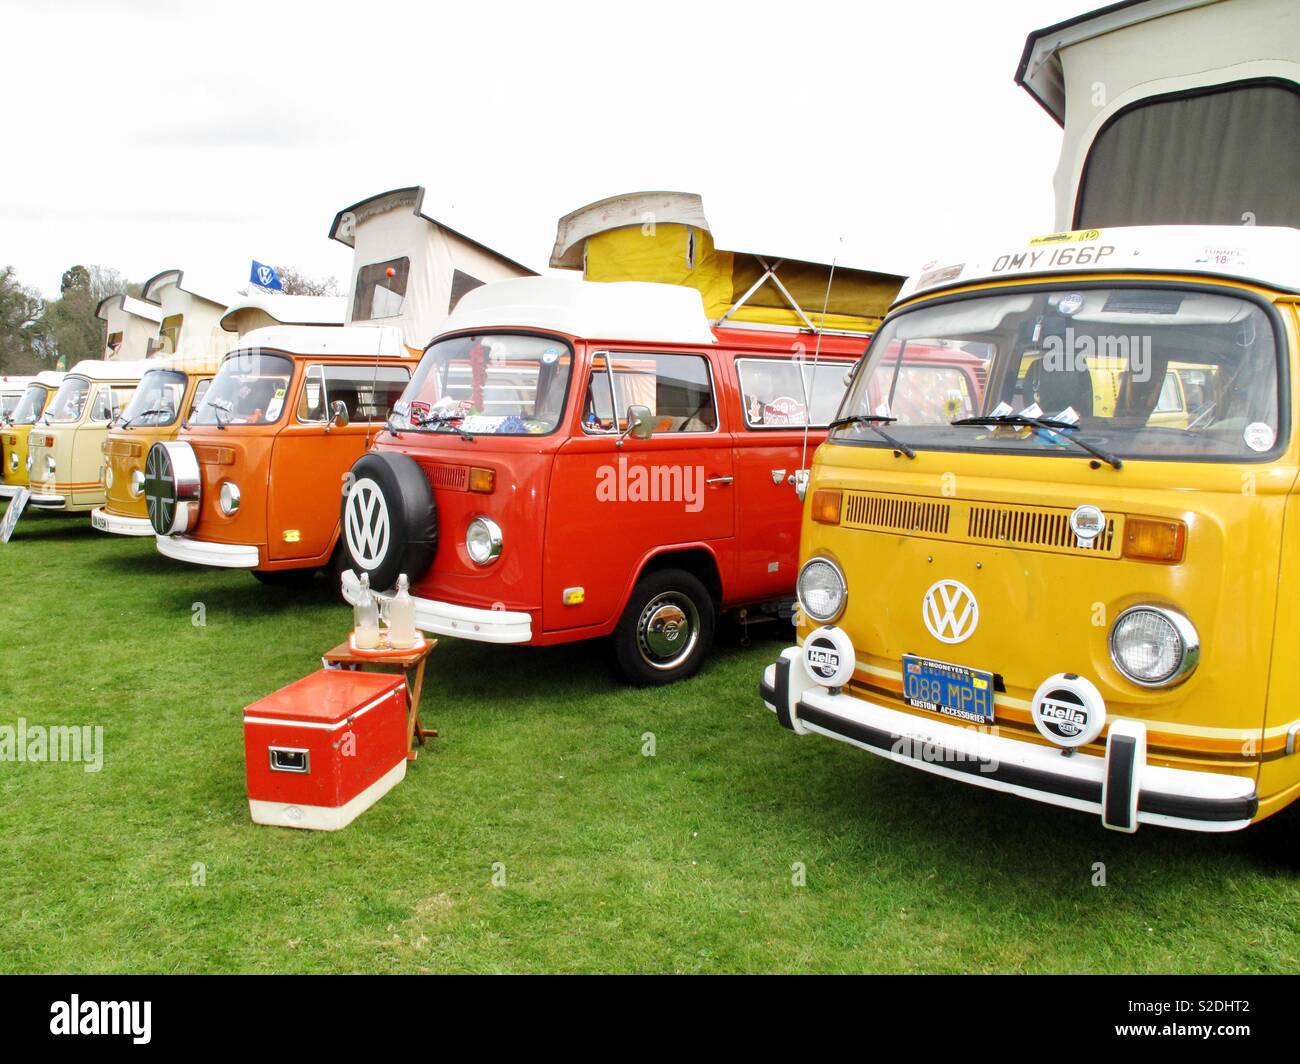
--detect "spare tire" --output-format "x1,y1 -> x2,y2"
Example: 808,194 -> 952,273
339,451 -> 437,591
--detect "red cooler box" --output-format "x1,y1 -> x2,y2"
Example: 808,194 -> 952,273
244,669 -> 408,830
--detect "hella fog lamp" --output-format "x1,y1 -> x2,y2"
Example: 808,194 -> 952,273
129,469 -> 145,498
466,516 -> 503,566
1109,606 -> 1199,687
1031,673 -> 1106,748
218,480 -> 241,516
802,625 -> 856,687
797,557 -> 846,623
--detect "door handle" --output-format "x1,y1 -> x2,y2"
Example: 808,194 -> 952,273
706,476 -> 734,486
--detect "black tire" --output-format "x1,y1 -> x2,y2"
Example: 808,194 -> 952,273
338,451 -> 437,592
252,567 -> 318,586
613,568 -> 715,686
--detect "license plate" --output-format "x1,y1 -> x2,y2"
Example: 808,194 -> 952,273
91,511 -> 107,531
902,655 -> 995,724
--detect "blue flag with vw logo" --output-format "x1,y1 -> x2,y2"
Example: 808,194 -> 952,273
250,261 -> 283,291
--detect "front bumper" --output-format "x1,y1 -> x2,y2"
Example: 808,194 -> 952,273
156,534 -> 260,569
27,492 -> 66,509
90,507 -> 153,536
411,595 -> 532,644
761,648 -> 1258,833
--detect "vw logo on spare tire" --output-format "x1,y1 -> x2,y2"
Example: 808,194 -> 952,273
339,452 -> 439,591
145,441 -> 201,536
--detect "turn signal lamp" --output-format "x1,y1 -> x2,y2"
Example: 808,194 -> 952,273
282,529 -> 301,544
563,587 -> 585,606
1123,518 -> 1185,564
811,489 -> 842,525
468,466 -> 496,494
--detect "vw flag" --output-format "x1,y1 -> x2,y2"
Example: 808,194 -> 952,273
250,261 -> 283,291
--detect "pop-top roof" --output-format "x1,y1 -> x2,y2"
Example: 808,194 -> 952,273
435,276 -> 718,346
95,293 -> 163,324
232,324 -> 408,359
140,268 -> 235,308
0,376 -> 35,392
63,359 -> 154,382
219,293 -> 347,332
895,224 -> 1300,304
328,186 -> 535,275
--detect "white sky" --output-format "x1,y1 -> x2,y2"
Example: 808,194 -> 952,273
4,0 -> 1084,298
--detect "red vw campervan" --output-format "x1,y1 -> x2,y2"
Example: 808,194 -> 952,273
335,275 -> 907,683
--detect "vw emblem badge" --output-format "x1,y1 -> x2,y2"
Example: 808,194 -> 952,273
922,579 -> 979,644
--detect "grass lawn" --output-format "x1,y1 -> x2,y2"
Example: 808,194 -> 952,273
1,509 -> 1298,974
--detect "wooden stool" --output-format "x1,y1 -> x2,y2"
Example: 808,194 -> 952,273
321,638 -> 438,762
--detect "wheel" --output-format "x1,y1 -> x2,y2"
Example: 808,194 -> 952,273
613,568 -> 715,685
252,568 -> 318,586
338,452 -> 438,592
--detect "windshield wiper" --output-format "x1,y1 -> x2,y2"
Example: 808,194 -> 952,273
950,414 -> 1123,470
120,407 -> 168,429
413,410 -> 475,442
210,405 -> 231,431
828,414 -> 916,459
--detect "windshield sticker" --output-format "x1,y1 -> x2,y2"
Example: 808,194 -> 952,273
1053,406 -> 1080,425
1057,292 -> 1085,316
460,415 -> 506,434
1244,422 -> 1275,452
541,348 -> 561,365
989,401 -> 1013,419
1017,402 -> 1043,419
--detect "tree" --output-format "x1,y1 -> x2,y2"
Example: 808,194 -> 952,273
273,267 -> 341,297
33,265 -> 134,369
0,266 -> 46,374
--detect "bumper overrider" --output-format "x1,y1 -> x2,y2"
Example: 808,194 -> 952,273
760,638 -> 1258,833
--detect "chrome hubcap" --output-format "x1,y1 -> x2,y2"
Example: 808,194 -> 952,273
637,592 -> 699,670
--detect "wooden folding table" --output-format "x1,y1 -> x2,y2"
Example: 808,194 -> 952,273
321,638 -> 438,761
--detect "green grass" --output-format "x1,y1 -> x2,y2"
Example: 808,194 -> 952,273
1,510 -> 1298,973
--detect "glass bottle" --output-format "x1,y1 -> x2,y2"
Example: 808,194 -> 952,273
388,573 -> 417,649
354,572 -> 380,650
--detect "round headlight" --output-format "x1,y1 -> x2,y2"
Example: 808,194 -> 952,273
103,464 -> 113,490
466,516 -> 502,566
45,454 -> 55,476
218,481 -> 241,516
797,557 -> 847,623
25,454 -> 33,472
8,451 -> 17,471
130,469 -> 145,498
1110,606 -> 1199,687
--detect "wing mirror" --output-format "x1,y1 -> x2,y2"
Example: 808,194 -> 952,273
617,404 -> 654,446
329,400 -> 349,429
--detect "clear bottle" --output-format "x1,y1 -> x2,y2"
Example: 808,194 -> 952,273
388,573 -> 417,649
354,572 -> 381,650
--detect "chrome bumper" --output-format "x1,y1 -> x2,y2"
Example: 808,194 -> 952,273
761,648 -> 1257,833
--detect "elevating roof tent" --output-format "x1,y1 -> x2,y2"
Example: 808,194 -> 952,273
95,293 -> 163,361
549,191 -> 904,334
328,186 -> 537,350
1016,0 -> 1300,229
140,268 -> 237,361
219,293 -> 347,337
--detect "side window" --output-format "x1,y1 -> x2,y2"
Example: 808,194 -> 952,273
90,387 -> 113,422
298,364 -> 411,424
584,353 -> 716,434
352,258 -> 410,322
737,358 -> 853,428
188,379 -> 212,423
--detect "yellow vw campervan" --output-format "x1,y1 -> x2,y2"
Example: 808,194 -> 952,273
1,371 -> 63,500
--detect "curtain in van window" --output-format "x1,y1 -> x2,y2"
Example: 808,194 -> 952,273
1075,82 -> 1300,229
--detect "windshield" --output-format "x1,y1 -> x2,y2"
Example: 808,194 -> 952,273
0,392 -> 21,418
834,285 -> 1282,462
192,352 -> 293,427
119,369 -> 187,429
397,333 -> 573,435
11,384 -> 48,425
44,376 -> 91,423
